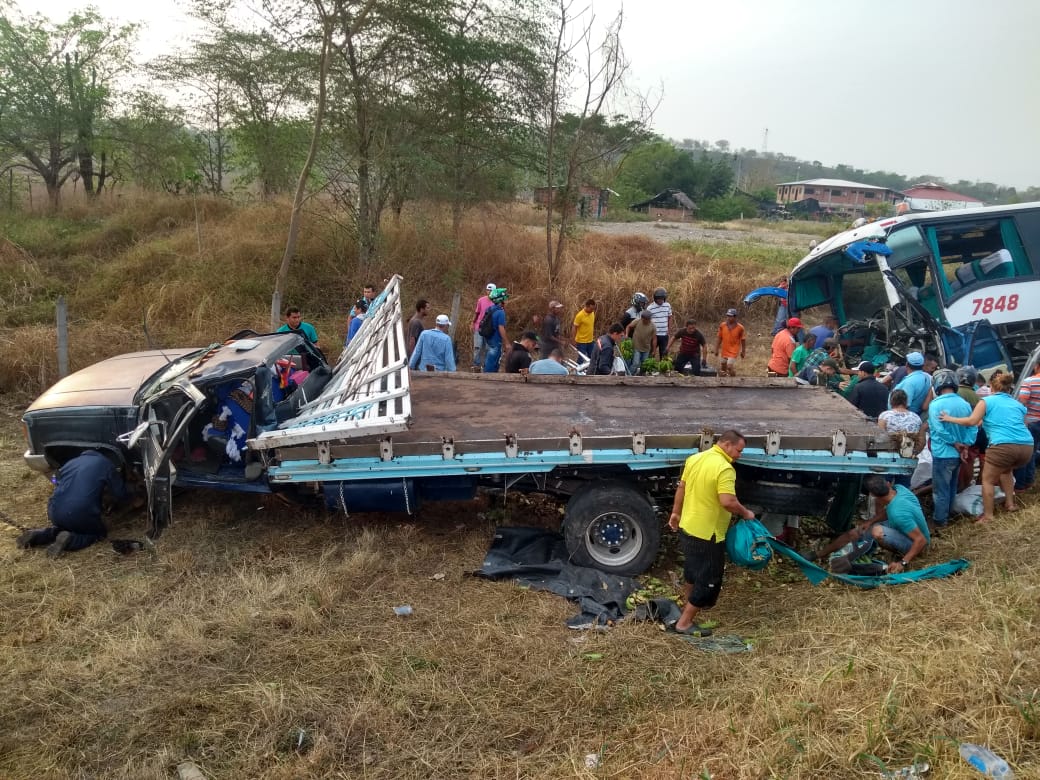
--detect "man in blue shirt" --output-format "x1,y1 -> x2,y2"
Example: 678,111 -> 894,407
814,475 -> 929,573
927,369 -> 976,526
892,351 -> 932,414
808,315 -> 837,349
16,450 -> 136,557
529,348 -> 569,375
277,306 -> 320,349
409,314 -> 456,372
345,299 -> 368,345
483,288 -> 509,373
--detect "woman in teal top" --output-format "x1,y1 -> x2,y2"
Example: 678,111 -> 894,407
941,372 -> 1032,522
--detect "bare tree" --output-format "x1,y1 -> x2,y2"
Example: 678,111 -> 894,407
542,2 -> 652,290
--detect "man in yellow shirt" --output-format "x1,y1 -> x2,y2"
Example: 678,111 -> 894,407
667,430 -> 756,635
573,298 -> 597,359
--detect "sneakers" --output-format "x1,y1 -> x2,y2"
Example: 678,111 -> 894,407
46,531 -> 73,558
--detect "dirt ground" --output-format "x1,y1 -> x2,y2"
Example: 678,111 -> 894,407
583,219 -> 823,249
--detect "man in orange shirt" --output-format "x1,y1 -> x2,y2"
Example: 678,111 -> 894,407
767,317 -> 803,376
714,308 -> 746,377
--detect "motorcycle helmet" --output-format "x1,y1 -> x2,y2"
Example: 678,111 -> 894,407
932,368 -> 958,394
955,365 -> 978,387
490,287 -> 509,304
631,292 -> 648,308
652,287 -> 667,301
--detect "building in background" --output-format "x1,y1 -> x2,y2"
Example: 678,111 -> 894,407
629,189 -> 697,221
898,182 -> 984,214
776,178 -> 902,218
533,186 -> 611,219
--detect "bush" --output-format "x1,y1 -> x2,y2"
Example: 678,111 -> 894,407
697,195 -> 758,222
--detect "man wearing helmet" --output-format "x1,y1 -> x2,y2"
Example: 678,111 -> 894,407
927,369 -> 977,527
471,282 -> 497,370
646,288 -> 673,359
483,288 -> 510,373
620,292 -> 648,330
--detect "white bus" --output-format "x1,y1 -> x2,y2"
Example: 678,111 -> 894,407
787,202 -> 1040,373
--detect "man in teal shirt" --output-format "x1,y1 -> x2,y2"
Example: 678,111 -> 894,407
277,306 -> 320,350
814,475 -> 929,574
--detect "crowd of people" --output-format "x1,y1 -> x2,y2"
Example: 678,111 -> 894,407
276,284 -> 1039,580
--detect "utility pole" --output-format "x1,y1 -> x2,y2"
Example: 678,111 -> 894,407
762,127 -> 768,154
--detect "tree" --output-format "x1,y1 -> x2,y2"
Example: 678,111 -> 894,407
714,139 -> 729,153
107,91 -> 201,193
0,9 -> 136,207
541,1 -> 653,289
416,0 -> 547,238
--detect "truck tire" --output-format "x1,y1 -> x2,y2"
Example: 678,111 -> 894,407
736,479 -> 831,516
563,483 -> 660,576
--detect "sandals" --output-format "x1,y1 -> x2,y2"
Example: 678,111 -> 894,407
673,624 -> 713,637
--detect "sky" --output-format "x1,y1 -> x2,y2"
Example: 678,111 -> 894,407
25,0 -> 1040,190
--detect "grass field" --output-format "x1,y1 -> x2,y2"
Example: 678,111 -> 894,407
1,199 -> 1038,778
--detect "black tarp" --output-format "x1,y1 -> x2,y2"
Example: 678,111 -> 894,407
476,527 -> 637,629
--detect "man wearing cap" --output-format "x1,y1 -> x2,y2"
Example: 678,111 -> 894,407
767,317 -> 803,376
892,351 -> 932,415
628,308 -> 656,374
409,314 -> 456,372
847,361 -> 889,418
540,301 -> 565,359
714,308 -> 746,377
505,331 -> 539,373
471,283 -> 497,370
797,357 -> 840,387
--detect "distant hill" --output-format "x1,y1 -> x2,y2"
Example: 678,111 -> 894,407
668,140 -> 1039,205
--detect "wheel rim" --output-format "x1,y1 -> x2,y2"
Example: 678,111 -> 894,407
585,510 -> 642,567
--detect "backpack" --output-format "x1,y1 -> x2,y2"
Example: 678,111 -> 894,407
478,307 -> 496,338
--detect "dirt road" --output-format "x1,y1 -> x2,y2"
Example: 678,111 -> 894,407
584,219 -> 823,249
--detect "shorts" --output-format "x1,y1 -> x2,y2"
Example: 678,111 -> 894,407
680,531 -> 726,608
983,443 -> 1033,479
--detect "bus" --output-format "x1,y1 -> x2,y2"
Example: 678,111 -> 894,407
786,202 -> 1040,374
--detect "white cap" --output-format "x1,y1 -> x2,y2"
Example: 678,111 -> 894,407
435,314 -> 451,326
486,282 -> 496,291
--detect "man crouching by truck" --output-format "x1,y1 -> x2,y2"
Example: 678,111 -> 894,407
667,430 -> 756,636
16,450 -> 140,557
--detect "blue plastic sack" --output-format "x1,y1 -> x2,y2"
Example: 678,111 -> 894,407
725,519 -> 774,570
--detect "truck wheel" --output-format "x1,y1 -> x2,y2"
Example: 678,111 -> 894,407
563,484 -> 660,576
736,479 -> 831,516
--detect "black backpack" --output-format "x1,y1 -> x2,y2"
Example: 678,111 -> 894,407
478,307 -> 497,338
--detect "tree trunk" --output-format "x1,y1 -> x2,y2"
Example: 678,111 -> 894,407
272,20 -> 332,330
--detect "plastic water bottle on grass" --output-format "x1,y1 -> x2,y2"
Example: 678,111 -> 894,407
958,743 -> 1013,778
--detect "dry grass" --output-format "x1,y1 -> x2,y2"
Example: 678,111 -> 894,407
1,199 -> 1038,777
0,414 -> 1038,778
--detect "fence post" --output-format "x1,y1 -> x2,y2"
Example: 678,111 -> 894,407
56,296 -> 69,379
448,291 -> 461,341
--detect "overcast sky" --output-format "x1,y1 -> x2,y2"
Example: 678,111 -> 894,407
28,0 -> 1040,190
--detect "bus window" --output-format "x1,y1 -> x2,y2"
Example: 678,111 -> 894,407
926,218 -> 1030,299
840,269 -> 889,321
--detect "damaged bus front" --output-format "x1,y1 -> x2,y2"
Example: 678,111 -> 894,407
787,202 -> 1040,373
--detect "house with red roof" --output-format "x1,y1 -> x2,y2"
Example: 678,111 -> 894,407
898,182 -> 983,213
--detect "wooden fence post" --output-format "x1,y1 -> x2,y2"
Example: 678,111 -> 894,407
56,296 -> 69,379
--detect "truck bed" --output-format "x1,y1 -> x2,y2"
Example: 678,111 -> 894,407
269,373 -> 906,479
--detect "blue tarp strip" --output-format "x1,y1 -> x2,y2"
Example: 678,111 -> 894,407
767,538 -> 970,589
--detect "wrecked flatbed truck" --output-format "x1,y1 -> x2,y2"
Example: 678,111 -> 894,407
24,275 -> 914,576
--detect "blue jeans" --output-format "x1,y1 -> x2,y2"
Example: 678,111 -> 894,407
875,523 -> 913,557
1012,420 -> 1040,488
931,455 -> 961,526
576,342 -> 594,359
483,342 -> 502,373
630,349 -> 650,374
472,332 -> 487,367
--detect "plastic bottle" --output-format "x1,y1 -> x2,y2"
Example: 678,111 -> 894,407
392,605 -> 413,616
958,743 -> 1013,778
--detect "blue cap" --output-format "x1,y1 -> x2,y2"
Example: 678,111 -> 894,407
906,351 -> 924,367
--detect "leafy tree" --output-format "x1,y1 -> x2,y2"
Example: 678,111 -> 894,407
107,91 -> 201,193
0,8 -> 136,207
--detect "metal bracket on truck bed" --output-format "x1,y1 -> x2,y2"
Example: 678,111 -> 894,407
441,437 -> 454,460
699,431 -> 714,451
898,433 -> 915,459
831,430 -> 847,457
765,431 -> 781,456
569,431 -> 583,456
631,433 -> 645,455
380,438 -> 394,462
505,434 -> 518,458
318,442 -> 331,465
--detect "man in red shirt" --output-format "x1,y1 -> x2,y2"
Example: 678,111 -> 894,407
767,317 -> 803,376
